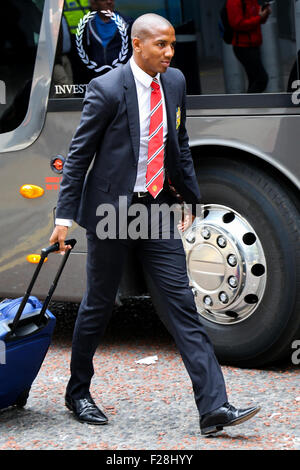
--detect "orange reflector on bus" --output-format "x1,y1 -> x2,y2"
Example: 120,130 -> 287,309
20,184 -> 44,199
50,155 -> 65,174
26,254 -> 48,264
52,158 -> 64,172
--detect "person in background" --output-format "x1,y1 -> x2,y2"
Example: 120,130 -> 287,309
83,0 -> 133,78
63,0 -> 92,84
227,0 -> 271,93
64,0 -> 91,35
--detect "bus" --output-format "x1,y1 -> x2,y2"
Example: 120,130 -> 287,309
1,0 -> 299,367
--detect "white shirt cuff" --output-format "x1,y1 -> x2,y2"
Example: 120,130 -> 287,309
55,218 -> 73,227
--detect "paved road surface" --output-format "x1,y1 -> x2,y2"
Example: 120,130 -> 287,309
0,300 -> 299,451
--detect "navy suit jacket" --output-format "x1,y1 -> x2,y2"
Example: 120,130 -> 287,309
56,60 -> 201,233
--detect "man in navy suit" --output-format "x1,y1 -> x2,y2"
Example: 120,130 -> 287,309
50,13 -> 260,435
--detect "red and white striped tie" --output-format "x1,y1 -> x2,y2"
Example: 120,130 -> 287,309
146,78 -> 164,198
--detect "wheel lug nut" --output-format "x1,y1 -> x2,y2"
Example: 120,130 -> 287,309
228,276 -> 238,288
203,296 -> 213,307
187,235 -> 195,243
217,236 -> 227,248
201,228 -> 211,240
219,292 -> 229,304
228,254 -> 237,266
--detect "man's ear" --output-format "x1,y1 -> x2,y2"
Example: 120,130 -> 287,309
132,37 -> 142,53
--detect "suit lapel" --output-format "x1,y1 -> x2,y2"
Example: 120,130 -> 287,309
160,71 -> 177,141
123,64 -> 178,164
123,62 -> 140,163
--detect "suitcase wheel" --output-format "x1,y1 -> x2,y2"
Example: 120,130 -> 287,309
15,388 -> 30,408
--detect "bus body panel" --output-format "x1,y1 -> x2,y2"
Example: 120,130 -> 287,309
1,0 -> 300,366
187,113 -> 300,190
1,105 -> 299,301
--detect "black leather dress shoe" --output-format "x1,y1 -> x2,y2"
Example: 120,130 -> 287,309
200,402 -> 260,436
65,395 -> 108,425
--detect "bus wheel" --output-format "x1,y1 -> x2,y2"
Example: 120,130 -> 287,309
184,157 -> 300,367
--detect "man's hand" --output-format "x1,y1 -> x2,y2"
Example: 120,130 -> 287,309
177,212 -> 196,233
259,5 -> 271,21
49,225 -> 71,254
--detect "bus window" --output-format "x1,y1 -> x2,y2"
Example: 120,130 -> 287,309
177,0 -> 298,95
0,0 -> 45,134
49,0 -> 299,99
287,0 -> 300,92
50,0 -> 134,99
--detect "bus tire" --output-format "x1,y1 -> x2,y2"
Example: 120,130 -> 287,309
191,157 -> 300,367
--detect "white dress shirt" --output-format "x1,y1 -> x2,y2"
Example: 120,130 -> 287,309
130,56 -> 168,192
56,56 -> 168,227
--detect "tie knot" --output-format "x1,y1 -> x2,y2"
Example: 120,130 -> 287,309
151,79 -> 160,91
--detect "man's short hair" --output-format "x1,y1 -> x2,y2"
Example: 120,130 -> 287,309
131,13 -> 173,41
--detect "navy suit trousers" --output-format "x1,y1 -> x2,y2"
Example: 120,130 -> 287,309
66,191 -> 228,416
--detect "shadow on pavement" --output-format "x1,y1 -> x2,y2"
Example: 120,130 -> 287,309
50,297 -> 173,345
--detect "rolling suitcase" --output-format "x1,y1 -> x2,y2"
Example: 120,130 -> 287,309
0,239 -> 76,410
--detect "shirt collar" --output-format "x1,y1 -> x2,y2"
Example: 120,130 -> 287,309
130,56 -> 160,88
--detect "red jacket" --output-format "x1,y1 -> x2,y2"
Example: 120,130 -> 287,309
226,0 -> 264,47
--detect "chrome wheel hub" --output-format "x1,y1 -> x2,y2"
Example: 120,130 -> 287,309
181,205 -> 267,324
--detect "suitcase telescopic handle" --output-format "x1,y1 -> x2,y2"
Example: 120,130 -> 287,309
42,238 -> 77,257
9,239 -> 77,336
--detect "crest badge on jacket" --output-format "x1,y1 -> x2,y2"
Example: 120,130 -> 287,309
176,106 -> 181,131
